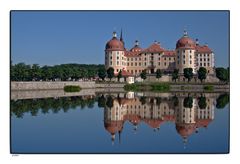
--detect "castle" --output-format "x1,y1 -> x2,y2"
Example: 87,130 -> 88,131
105,30 -> 215,77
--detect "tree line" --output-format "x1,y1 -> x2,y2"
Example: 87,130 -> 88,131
11,62 -> 104,81
11,93 -> 229,118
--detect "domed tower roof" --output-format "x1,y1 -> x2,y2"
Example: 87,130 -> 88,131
105,31 -> 124,51
104,120 -> 124,135
176,30 -> 196,49
176,123 -> 196,138
130,40 -> 143,52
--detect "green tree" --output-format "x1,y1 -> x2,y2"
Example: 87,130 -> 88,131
106,96 -> 114,109
140,69 -> 147,80
197,67 -> 207,83
107,67 -> 115,81
117,70 -> 122,82
215,67 -> 228,82
183,97 -> 193,108
198,96 -> 207,109
216,94 -> 229,109
98,68 -> 106,81
172,69 -> 179,82
184,68 -> 193,82
156,69 -> 162,80
31,64 -> 41,81
97,95 -> 106,108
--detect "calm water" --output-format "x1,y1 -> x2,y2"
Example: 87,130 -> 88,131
11,92 -> 229,153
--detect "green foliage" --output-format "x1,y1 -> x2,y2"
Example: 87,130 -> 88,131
150,83 -> 170,92
198,67 -> 207,82
117,70 -> 123,81
11,63 -> 104,81
107,67 -> 115,81
139,96 -> 147,105
106,96 -> 114,108
140,69 -> 147,80
172,69 -> 179,82
98,68 -> 106,81
156,69 -> 162,79
124,83 -> 140,91
203,85 -> 214,91
97,95 -> 106,108
64,85 -> 81,92
183,97 -> 193,108
216,93 -> 229,109
198,96 -> 207,109
10,96 -> 97,118
216,67 -> 228,82
183,68 -> 193,82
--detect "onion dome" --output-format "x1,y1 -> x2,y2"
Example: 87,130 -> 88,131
105,31 -> 124,51
176,30 -> 196,49
130,40 -> 142,52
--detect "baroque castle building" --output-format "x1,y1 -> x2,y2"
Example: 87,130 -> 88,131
105,30 -> 215,76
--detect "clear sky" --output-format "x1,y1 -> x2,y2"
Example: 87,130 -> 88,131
11,11 -> 229,67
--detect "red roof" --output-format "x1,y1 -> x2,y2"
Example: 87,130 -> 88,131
142,42 -> 165,53
114,69 -> 133,77
125,50 -> 141,57
163,50 -> 176,57
195,45 -> 213,53
176,123 -> 196,138
176,36 -> 196,49
105,37 -> 124,51
196,119 -> 212,128
130,45 -> 143,52
104,120 -> 124,134
144,119 -> 164,129
124,114 -> 141,126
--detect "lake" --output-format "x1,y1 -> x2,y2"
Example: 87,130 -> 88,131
10,91 -> 229,153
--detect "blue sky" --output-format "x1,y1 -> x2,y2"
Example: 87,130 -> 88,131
11,11 -> 229,67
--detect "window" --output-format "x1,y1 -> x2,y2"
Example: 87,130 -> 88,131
135,63 -> 137,66
127,63 -> 129,66
117,61 -> 119,65
131,63 -> 133,66
145,57 -> 147,60
110,61 -> 112,65
139,63 -> 141,66
131,58 -> 133,61
127,58 -> 129,61
190,50 -> 192,53
183,55 -> 185,58
200,63 -> 202,66
208,63 -> 210,66
164,62 -> 166,66
204,63 -> 206,66
139,58 -> 141,60
208,58 -> 210,61
117,69 -> 119,72
145,62 -> 147,66
200,59 -> 202,61
164,57 -> 166,60
183,60 -> 185,64
135,58 -> 137,61
158,62 -> 160,66
159,57 -> 160,60
110,56 -> 112,59
204,58 -> 206,61
190,61 -> 192,64
190,55 -> 192,59
117,56 -> 119,60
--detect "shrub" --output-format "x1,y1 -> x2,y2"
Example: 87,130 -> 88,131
64,85 -> 81,92
150,83 -> 170,92
203,85 -> 214,91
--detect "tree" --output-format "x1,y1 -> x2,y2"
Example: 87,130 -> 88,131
97,95 -> 106,108
106,96 -> 114,109
156,69 -> 162,80
216,94 -> 229,109
183,68 -> 193,82
140,69 -> 147,80
172,69 -> 179,82
197,67 -> 207,83
31,64 -> 41,81
183,97 -> 193,108
107,67 -> 115,81
198,96 -> 207,109
117,70 -> 122,82
98,68 -> 106,81
215,67 -> 228,82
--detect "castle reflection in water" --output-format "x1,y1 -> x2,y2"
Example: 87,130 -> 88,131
102,92 -> 217,145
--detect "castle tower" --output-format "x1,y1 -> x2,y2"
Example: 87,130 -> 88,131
105,31 -> 127,74
176,30 -> 197,74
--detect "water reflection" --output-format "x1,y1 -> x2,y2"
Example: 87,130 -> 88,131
11,92 -> 229,147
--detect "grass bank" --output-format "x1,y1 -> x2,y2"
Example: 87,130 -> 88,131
64,85 -> 81,92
